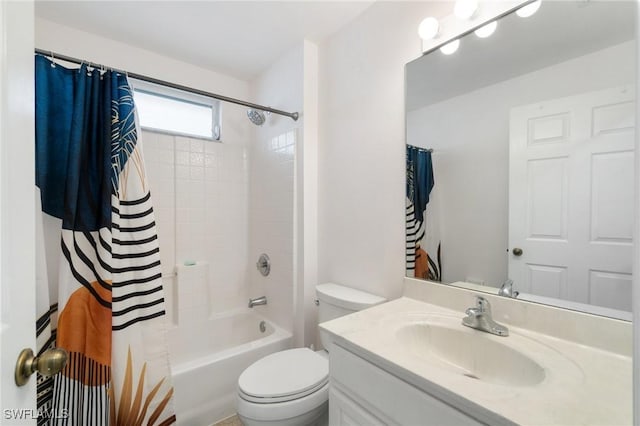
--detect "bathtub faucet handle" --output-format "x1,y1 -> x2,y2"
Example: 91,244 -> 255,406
248,296 -> 267,308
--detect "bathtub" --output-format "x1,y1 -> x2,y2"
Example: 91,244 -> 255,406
168,310 -> 292,425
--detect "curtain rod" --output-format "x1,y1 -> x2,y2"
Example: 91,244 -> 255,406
408,144 -> 433,152
35,48 -> 299,122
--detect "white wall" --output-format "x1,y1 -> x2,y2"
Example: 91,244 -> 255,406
35,18 -> 249,102
407,41 -> 635,288
318,2 -> 450,300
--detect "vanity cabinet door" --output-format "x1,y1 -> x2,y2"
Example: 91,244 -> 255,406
329,387 -> 387,426
330,344 -> 484,426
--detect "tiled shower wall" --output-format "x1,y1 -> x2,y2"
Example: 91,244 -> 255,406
143,130 -> 250,321
248,130 -> 296,331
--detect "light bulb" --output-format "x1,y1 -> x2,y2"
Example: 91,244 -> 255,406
440,39 -> 460,55
454,0 -> 478,20
516,0 -> 541,18
474,21 -> 497,38
418,17 -> 440,40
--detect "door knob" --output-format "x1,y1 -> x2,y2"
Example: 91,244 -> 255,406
15,348 -> 68,386
512,248 -> 523,256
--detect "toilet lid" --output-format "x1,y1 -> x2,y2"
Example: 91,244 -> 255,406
238,348 -> 328,400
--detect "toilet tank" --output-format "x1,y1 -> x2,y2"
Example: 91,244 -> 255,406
316,283 -> 386,350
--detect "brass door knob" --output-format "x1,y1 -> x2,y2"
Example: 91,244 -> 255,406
15,348 -> 68,386
512,248 -> 524,256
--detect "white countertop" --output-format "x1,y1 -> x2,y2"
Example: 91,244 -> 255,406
320,296 -> 632,426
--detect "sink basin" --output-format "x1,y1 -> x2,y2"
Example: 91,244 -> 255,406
395,322 -> 545,387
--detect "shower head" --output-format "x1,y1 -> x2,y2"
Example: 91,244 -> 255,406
247,109 -> 266,126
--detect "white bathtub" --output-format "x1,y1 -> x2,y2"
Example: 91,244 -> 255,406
168,310 -> 292,425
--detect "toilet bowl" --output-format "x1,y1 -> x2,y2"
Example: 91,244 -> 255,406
236,348 -> 328,426
236,283 -> 385,426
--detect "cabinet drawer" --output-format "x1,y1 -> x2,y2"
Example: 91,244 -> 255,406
330,344 -> 483,426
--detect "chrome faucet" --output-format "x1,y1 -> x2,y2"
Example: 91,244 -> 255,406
462,296 -> 509,337
248,296 -> 267,308
498,279 -> 519,298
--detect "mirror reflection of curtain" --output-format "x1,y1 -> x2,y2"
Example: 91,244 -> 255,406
35,55 -> 176,425
406,145 -> 440,281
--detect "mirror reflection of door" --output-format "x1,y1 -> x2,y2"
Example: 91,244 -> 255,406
508,87 -> 634,311
405,1 -> 636,318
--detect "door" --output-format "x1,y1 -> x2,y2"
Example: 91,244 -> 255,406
509,86 -> 635,311
0,0 -> 37,423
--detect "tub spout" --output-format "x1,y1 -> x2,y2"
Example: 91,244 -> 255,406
248,296 -> 267,308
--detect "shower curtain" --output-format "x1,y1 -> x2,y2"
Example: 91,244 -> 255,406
406,145 -> 440,281
34,55 -> 176,425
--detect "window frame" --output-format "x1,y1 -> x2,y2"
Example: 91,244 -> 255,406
129,78 -> 222,141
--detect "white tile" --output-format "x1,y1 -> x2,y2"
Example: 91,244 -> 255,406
158,149 -> 174,164
175,178 -> 191,195
157,163 -> 175,178
141,130 -> 158,144
205,153 -> 216,168
205,167 -> 218,182
188,193 -> 206,209
154,189 -> 174,209
158,135 -> 175,151
176,165 -> 189,180
204,141 -> 217,153
176,150 -> 190,166
176,208 -> 189,224
190,179 -> 205,194
175,136 -> 191,152
190,166 -> 204,180
190,152 -> 204,167
191,208 -> 206,224
190,139 -> 204,153
176,190 -> 189,207
144,146 -> 159,163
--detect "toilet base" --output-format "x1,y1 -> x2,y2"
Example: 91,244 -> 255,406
237,400 -> 327,426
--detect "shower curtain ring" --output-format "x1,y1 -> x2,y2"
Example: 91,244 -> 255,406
49,51 -> 56,68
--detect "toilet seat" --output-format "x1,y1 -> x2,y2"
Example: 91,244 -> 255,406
238,348 -> 329,404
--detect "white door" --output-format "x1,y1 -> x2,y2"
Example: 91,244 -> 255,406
0,0 -> 37,423
509,86 -> 635,311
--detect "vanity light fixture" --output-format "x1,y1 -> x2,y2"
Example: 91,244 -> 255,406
454,0 -> 478,20
418,17 -> 440,40
440,39 -> 460,55
516,0 -> 542,18
474,20 -> 498,38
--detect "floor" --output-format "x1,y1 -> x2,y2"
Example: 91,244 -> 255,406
213,414 -> 242,426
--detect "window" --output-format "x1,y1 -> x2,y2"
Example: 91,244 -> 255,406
130,79 -> 221,140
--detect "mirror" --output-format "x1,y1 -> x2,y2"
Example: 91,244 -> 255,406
405,1 -> 635,320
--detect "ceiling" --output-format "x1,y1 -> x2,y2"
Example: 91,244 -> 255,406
35,1 -> 374,80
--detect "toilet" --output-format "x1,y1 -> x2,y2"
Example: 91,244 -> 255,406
236,283 -> 386,426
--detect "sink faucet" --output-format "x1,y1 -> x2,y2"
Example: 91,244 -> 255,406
248,296 -> 267,308
498,279 -> 519,298
462,296 -> 509,337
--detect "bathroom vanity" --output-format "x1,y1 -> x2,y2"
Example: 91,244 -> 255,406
320,279 -> 632,426
328,343 -> 481,426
